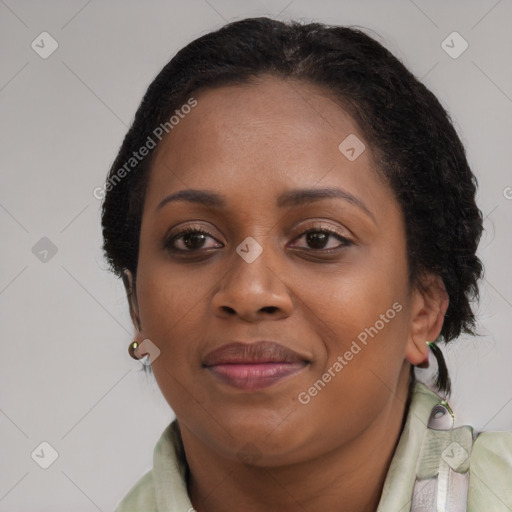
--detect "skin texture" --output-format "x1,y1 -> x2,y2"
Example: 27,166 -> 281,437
124,76 -> 449,512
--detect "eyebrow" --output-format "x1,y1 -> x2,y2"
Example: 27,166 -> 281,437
155,187 -> 375,222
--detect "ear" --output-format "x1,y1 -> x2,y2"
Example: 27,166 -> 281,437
405,273 -> 449,366
122,269 -> 142,332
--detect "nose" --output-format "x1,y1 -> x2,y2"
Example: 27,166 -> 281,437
211,241 -> 294,322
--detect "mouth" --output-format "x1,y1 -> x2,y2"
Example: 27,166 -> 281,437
202,341 -> 310,391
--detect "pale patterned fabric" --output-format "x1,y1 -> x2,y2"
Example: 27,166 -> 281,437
114,382 -> 512,511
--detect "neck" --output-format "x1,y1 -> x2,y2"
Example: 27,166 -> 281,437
178,363 -> 414,512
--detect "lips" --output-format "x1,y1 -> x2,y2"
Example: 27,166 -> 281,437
203,341 -> 309,391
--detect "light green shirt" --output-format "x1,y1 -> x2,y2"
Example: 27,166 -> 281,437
115,381 -> 512,511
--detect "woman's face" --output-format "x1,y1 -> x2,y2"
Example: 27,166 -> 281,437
130,76 -> 438,465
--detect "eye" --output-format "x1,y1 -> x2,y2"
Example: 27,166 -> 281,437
164,224 -> 353,255
164,226 -> 222,253
290,226 -> 353,252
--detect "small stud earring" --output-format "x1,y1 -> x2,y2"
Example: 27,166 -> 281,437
128,340 -> 147,361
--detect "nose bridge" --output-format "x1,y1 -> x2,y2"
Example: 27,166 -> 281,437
229,234 -> 278,294
211,234 -> 292,319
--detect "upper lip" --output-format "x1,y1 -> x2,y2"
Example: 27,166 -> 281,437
202,341 -> 309,366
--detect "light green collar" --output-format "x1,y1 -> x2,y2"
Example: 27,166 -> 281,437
376,380 -> 447,511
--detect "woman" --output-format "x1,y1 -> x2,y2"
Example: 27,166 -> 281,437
102,17 -> 511,511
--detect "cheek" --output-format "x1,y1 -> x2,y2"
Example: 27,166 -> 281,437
135,262 -> 207,412
137,266 -> 200,349
293,262 -> 411,445
301,248 -> 409,349
298,252 -> 411,429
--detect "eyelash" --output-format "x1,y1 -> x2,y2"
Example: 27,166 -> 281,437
164,224 -> 353,255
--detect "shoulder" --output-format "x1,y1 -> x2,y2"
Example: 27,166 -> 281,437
407,382 -> 512,510
114,420 -> 192,512
114,468 -> 157,512
467,430 -> 512,510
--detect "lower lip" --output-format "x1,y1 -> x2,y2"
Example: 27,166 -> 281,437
206,362 -> 307,391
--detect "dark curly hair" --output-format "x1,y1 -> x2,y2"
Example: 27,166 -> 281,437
101,17 -> 484,395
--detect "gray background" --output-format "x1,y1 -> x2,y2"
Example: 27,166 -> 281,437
1,0 -> 511,510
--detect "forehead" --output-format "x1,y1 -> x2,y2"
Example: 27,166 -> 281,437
143,76 -> 392,216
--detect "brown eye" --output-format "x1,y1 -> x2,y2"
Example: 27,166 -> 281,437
164,227 -> 222,252
292,228 -> 353,252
